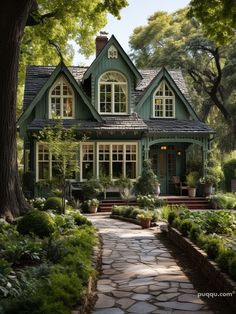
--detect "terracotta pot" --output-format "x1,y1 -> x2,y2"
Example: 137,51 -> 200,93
188,187 -> 196,197
140,218 -> 151,229
89,206 -> 97,213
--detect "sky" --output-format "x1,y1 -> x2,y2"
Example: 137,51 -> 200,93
74,0 -> 190,65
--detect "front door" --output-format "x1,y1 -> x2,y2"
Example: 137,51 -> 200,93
150,145 -> 178,194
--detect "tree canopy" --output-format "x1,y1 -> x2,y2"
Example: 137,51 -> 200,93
129,8 -> 236,152
189,0 -> 236,45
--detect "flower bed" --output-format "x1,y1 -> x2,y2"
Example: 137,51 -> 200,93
110,205 -> 160,226
0,210 -> 97,314
164,207 -> 236,282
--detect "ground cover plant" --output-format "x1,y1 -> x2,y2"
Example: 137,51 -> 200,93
164,207 -> 236,281
0,209 -> 96,314
111,204 -> 160,223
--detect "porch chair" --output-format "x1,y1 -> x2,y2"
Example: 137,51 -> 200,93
171,176 -> 188,196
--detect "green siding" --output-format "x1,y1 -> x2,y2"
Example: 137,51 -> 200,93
136,82 -> 190,120
91,50 -> 136,113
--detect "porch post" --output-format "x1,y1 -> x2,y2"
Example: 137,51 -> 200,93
144,137 -> 150,160
202,138 -> 208,176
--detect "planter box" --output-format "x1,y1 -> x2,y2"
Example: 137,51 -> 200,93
167,226 -> 236,311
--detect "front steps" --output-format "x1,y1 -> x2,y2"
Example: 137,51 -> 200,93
161,196 -> 210,210
98,196 -> 210,212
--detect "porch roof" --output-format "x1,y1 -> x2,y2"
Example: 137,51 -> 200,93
27,115 -> 148,133
145,119 -> 214,134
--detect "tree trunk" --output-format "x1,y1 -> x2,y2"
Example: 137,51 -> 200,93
0,1 -> 34,218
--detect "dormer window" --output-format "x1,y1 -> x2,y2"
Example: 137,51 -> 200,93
49,77 -> 74,118
99,71 -> 127,114
153,81 -> 175,118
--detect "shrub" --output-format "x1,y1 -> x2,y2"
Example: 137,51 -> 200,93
81,178 -> 101,200
129,208 -> 141,219
204,237 -> 223,260
137,195 -> 156,208
189,225 -> 202,243
123,207 -> 134,218
72,212 -> 92,226
228,255 -> 236,280
44,197 -> 62,212
172,217 -> 181,229
135,160 -> 159,195
179,219 -> 195,237
167,211 -> 178,225
223,158 -> 236,192
216,249 -> 234,273
17,210 -> 55,238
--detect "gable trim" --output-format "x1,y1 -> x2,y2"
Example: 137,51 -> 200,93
135,67 -> 199,120
83,35 -> 142,82
18,62 -> 103,127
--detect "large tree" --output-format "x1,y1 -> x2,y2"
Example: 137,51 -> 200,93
189,0 -> 236,45
0,0 -> 127,218
129,8 -> 236,151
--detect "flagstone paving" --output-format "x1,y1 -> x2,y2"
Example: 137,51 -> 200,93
89,214 -> 214,314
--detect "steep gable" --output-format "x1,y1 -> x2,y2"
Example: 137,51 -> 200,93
18,62 -> 102,128
83,35 -> 142,82
135,68 -> 199,120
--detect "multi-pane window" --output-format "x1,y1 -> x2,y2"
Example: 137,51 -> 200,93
81,144 -> 94,180
154,81 -> 175,118
50,77 -> 74,118
99,71 -> 127,114
98,143 -> 137,179
37,143 -> 76,181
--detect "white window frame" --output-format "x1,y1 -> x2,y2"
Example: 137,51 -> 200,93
153,80 -> 175,118
48,76 -> 75,119
36,142 -> 78,181
96,142 -> 138,180
80,142 -> 95,181
98,71 -> 128,115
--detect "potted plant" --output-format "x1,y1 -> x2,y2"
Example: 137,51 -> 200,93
186,171 -> 199,197
200,174 -> 218,196
87,198 -> 99,213
137,211 -> 153,229
115,176 -> 134,200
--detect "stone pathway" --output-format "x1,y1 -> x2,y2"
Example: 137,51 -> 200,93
89,214 -> 214,314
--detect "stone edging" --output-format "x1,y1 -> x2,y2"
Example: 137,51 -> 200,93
167,225 -> 236,310
72,233 -> 103,314
110,214 -> 141,225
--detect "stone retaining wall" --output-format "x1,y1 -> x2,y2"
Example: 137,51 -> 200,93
167,226 -> 236,310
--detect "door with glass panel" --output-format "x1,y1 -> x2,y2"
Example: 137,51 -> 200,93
150,145 -> 176,194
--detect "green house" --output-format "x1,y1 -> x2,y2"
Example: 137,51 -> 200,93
18,35 -> 213,196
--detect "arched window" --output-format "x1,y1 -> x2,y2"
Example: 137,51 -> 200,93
49,77 -> 74,118
99,71 -> 127,114
153,81 -> 175,118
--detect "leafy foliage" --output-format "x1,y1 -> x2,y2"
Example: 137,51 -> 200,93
0,211 -> 97,313
129,8 -> 236,152
17,210 -> 56,238
189,0 -> 236,45
135,160 -> 159,195
44,197 -> 63,212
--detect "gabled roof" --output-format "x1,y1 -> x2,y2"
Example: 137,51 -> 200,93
83,35 -> 142,82
135,67 -> 199,120
22,65 -> 88,110
18,62 -> 102,127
